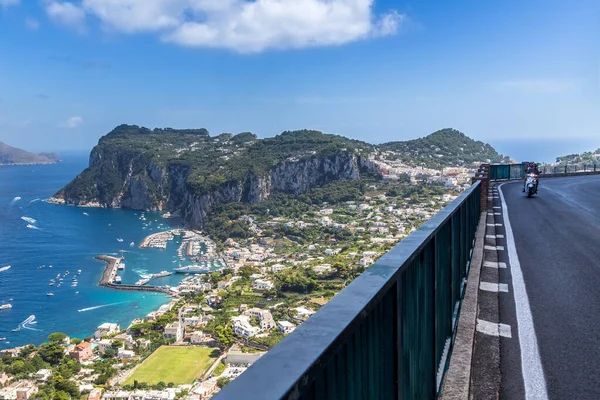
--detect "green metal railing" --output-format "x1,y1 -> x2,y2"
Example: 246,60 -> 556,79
215,181 -> 482,400
489,163 -> 525,180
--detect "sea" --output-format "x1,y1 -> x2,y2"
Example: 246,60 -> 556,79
0,154 -> 204,348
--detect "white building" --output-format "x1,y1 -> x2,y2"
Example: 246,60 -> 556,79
232,316 -> 260,339
294,307 -> 316,321
163,322 -> 183,342
94,322 -> 120,339
253,279 -> 274,290
117,349 -> 135,359
34,370 -> 52,382
277,320 -> 296,335
96,339 -> 113,356
258,310 -> 275,330
189,331 -> 205,344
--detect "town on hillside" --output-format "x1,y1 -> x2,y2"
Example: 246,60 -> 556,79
1,158 -> 484,400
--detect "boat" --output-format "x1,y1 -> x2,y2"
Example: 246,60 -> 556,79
0,304 -> 12,310
75,291 -> 79,294
135,278 -> 150,286
77,269 -> 82,274
152,270 -> 173,278
0,337 -> 6,341
0,265 -> 11,273
174,265 -> 209,274
49,282 -> 54,286
117,238 -> 124,242
114,276 -> 122,284
117,263 -> 125,270
47,293 -> 54,296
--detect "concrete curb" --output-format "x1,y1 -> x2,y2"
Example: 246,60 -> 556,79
439,211 -> 488,400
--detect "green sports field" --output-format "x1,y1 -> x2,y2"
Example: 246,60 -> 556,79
123,346 -> 219,386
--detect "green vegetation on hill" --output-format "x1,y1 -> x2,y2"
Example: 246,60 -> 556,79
556,148 -> 600,164
380,128 -> 508,168
57,125 -> 372,206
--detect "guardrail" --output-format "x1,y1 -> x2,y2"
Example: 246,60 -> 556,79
215,181 -> 482,400
490,163 -> 599,181
542,164 -> 598,174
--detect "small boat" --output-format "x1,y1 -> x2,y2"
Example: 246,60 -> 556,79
135,278 -> 150,286
0,265 -> 11,273
48,265 -> 52,269
75,291 -> 79,294
117,238 -> 124,242
0,304 -> 12,310
0,337 -> 6,341
49,282 -> 54,286
77,269 -> 82,274
47,293 -> 54,296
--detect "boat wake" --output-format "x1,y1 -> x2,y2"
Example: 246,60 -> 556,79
77,301 -> 132,313
132,268 -> 151,279
26,224 -> 41,230
21,216 -> 37,224
29,198 -> 40,204
13,315 -> 41,332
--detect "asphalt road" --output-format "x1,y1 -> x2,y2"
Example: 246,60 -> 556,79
499,175 -> 600,399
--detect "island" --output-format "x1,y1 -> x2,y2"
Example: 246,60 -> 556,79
0,140 -> 60,166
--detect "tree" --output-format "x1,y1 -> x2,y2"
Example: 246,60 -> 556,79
53,391 -> 70,400
55,378 -> 79,399
70,338 -> 82,345
47,332 -> 67,343
216,377 -> 231,388
214,325 -> 234,348
112,340 -> 124,349
39,342 -> 65,365
103,348 -> 116,359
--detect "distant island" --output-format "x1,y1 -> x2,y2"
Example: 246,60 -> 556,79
0,141 -> 60,166
555,147 -> 600,165
50,125 -> 508,228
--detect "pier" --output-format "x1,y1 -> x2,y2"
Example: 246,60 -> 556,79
95,255 -> 170,294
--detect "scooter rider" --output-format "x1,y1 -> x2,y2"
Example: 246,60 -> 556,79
523,162 -> 540,192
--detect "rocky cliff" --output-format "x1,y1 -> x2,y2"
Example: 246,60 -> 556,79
51,126 -> 374,228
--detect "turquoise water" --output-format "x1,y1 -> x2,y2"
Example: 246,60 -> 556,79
0,155 -> 194,348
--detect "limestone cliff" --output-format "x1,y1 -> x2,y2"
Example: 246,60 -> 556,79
51,126 -> 375,228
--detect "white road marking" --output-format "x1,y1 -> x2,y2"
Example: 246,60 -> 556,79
485,245 -> 505,251
486,235 -> 497,239
476,319 -> 512,338
487,223 -> 503,227
480,282 -> 509,292
498,183 -> 549,400
483,261 -> 507,269
493,206 -> 501,209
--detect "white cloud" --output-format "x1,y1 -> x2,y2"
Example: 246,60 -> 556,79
58,116 -> 83,128
0,0 -> 19,7
25,18 -> 40,30
78,0 -> 403,53
46,1 -> 86,30
490,79 -> 577,94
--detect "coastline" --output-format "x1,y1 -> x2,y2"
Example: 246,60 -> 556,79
0,161 -> 60,167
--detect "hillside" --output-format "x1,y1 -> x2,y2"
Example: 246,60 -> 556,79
0,141 -> 60,165
51,125 -> 505,228
555,148 -> 600,165
52,125 -> 376,227
380,128 -> 509,168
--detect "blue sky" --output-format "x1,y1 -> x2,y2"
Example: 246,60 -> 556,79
0,0 -> 598,162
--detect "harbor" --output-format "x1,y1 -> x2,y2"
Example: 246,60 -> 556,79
95,255 -> 172,294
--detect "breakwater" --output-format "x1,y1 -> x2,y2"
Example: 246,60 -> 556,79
95,255 -> 170,294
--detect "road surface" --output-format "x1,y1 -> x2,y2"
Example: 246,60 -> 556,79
498,175 -> 600,399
